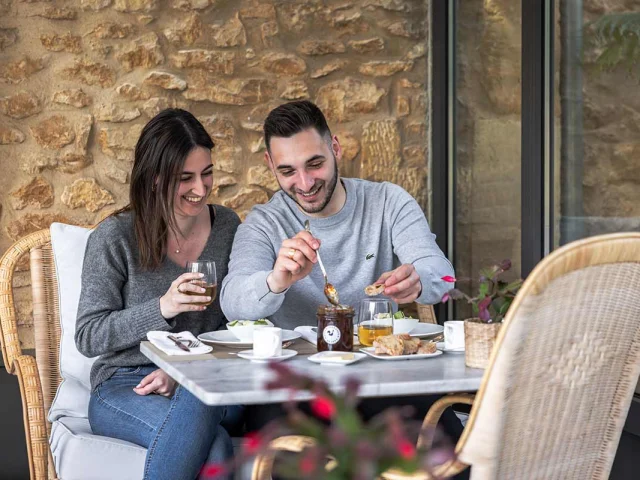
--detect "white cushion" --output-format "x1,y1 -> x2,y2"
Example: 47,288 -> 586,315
48,223 -> 95,422
50,417 -> 146,480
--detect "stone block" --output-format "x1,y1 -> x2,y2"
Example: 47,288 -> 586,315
359,60 -> 414,77
297,39 -> 346,56
316,77 -> 386,122
10,176 -> 54,210
52,89 -> 92,108
116,32 -> 164,72
348,37 -> 384,54
40,33 -> 82,53
0,91 -> 42,119
31,116 -> 75,149
281,81 -> 309,100
0,57 -> 45,84
310,59 -> 348,79
170,49 -> 235,75
0,124 -> 26,144
61,59 -> 115,87
164,13 -> 202,46
183,78 -> 276,105
61,178 -> 115,212
143,71 -> 187,91
210,14 -> 246,47
247,165 -> 279,191
261,52 -> 306,76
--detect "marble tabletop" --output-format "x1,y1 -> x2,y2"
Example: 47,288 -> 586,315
140,340 -> 485,406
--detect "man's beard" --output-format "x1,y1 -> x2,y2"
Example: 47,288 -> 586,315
281,158 -> 339,214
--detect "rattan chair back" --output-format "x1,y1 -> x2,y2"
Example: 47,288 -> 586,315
458,233 -> 640,479
0,229 -> 62,480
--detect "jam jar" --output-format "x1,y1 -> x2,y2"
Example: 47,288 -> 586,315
316,304 -> 354,352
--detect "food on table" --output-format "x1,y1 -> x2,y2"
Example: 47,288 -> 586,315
398,333 -> 421,355
417,341 -> 437,354
364,283 -> 385,296
373,334 -> 437,357
373,335 -> 404,356
227,318 -> 271,327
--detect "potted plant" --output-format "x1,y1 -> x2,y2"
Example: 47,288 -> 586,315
201,363 -> 455,479
442,260 -> 522,368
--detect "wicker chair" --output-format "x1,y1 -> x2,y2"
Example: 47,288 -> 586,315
0,229 -> 59,479
252,232 -> 640,480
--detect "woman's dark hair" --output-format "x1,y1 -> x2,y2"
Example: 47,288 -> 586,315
263,100 -> 331,153
121,108 -> 214,270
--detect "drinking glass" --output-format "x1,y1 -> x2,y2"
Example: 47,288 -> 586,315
357,298 -> 393,347
185,260 -> 217,306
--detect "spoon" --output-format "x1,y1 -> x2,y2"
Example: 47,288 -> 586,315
304,220 -> 340,306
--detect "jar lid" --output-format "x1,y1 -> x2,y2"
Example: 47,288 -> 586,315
316,304 -> 354,315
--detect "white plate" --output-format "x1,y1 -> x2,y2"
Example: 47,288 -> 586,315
408,323 -> 444,338
436,342 -> 465,354
236,349 -> 298,363
307,351 -> 366,366
198,329 -> 301,348
359,346 -> 443,361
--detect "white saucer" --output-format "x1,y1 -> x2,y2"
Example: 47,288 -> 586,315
198,329 -> 301,348
236,349 -> 298,363
307,351 -> 366,366
359,347 -> 442,361
436,342 -> 465,354
408,323 -> 444,338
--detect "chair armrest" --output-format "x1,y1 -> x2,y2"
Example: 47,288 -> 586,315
13,354 -> 53,480
251,435 -> 317,480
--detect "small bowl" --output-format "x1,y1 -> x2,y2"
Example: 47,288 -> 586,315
226,319 -> 273,342
393,317 -> 420,335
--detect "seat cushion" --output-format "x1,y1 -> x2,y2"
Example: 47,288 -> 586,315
50,417 -> 145,480
51,417 -> 254,480
48,223 -> 96,422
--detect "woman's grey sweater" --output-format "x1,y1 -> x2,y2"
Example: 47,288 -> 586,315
75,205 -> 240,391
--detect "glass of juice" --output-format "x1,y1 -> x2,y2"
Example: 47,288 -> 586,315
357,298 -> 393,347
185,260 -> 217,305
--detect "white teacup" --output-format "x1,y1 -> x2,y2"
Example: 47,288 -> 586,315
444,320 -> 465,350
393,317 -> 420,335
253,327 -> 282,358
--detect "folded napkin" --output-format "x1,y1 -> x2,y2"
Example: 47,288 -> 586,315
294,326 -> 360,346
147,331 -> 212,356
294,326 -> 317,345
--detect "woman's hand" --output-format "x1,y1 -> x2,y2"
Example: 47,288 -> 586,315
159,272 -> 210,319
133,369 -> 177,397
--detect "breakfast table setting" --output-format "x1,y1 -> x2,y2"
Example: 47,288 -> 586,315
140,313 -> 484,406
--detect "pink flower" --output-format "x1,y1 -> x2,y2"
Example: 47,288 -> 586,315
201,463 -> 226,478
397,439 -> 416,459
242,431 -> 262,454
300,454 -> 317,474
441,293 -> 450,303
311,395 -> 337,420
441,275 -> 456,283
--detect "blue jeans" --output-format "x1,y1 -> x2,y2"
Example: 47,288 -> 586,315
89,365 -> 243,480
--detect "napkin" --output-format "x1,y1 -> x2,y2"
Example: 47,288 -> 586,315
294,326 -> 360,346
147,331 -> 212,356
294,326 -> 317,345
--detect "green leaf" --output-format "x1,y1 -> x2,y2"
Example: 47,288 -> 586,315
479,282 -> 489,297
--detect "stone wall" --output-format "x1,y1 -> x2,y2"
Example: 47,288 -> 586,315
0,0 -> 430,350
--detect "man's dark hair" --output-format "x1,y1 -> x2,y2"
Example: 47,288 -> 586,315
263,100 -> 332,152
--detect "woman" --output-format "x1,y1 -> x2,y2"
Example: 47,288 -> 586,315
76,109 -> 242,480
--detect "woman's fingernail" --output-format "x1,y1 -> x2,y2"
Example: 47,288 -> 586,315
135,384 -> 141,388
198,273 -> 205,277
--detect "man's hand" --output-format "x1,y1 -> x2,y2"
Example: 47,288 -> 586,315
375,264 -> 422,304
133,369 -> 177,397
267,231 -> 319,293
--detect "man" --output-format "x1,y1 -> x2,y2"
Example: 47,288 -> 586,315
219,101 -> 465,458
220,100 -> 454,327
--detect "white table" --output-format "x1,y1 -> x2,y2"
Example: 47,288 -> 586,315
140,341 -> 484,406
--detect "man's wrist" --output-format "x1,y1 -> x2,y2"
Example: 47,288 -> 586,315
266,272 -> 287,294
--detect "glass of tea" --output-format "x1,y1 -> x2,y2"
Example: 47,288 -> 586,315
357,298 -> 393,347
185,260 -> 217,306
